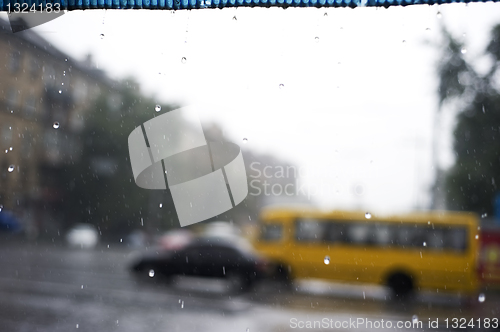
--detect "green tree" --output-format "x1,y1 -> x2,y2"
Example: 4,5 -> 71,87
61,78 -> 179,240
439,25 -> 500,215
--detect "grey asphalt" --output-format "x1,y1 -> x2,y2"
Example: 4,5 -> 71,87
0,239 -> 496,332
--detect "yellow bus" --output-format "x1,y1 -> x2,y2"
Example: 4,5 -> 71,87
253,207 -> 479,297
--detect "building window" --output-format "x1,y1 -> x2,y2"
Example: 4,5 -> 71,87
29,58 -> 39,78
8,50 -> 21,73
6,88 -> 18,109
2,125 -> 12,144
42,65 -> 56,87
24,96 -> 36,118
21,131 -> 33,159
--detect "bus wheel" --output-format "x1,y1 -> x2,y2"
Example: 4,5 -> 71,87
387,273 -> 413,299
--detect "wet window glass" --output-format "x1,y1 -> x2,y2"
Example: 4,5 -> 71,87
1,3 -> 500,332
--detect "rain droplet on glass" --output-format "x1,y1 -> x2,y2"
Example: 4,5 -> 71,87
461,47 -> 467,54
181,57 -> 187,64
437,11 -> 442,19
232,15 -> 237,20
100,34 -> 105,39
279,83 -> 284,89
53,122 -> 60,129
475,234 -> 479,239
478,293 -> 485,302
149,269 -> 155,277
243,138 -> 248,144
423,242 -> 427,247
481,213 -> 487,218
155,105 -> 161,112
315,36 -> 320,43
58,90 -> 62,94
412,315 -> 418,324
159,203 -> 163,208
324,256 -> 330,265
365,212 -> 371,219
8,165 -> 14,173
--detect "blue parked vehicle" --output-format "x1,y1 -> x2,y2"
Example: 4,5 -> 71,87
0,210 -> 22,233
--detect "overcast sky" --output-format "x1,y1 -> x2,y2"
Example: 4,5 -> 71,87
4,3 -> 500,215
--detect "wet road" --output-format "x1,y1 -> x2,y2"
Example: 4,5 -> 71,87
0,240 -> 497,332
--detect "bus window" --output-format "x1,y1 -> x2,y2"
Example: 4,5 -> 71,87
427,227 -> 446,250
402,225 -> 429,248
444,227 -> 467,252
260,224 -> 283,241
295,219 -> 326,243
324,222 -> 347,243
372,224 -> 393,246
346,223 -> 371,245
395,225 -> 412,248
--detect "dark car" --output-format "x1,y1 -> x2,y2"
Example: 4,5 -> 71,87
130,236 -> 270,292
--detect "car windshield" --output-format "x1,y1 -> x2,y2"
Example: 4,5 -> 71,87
1,3 -> 500,332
